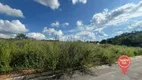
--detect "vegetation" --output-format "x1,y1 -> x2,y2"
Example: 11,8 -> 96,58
0,39 -> 142,74
100,31 -> 142,47
15,34 -> 29,40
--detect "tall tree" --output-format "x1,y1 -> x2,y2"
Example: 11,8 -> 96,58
15,34 -> 28,40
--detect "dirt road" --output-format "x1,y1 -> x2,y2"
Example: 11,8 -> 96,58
63,56 -> 142,80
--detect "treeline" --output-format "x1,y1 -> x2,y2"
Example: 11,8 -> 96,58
100,31 -> 142,47
0,39 -> 142,74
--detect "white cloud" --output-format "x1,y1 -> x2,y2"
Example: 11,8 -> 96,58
68,1 -> 142,41
43,25 -> 107,41
0,33 -> 16,38
127,21 -> 142,30
43,27 -> 63,40
76,31 -> 96,40
69,21 -> 93,33
26,32 -> 46,40
60,29 -> 107,41
91,1 -> 142,26
114,20 -> 142,36
75,20 -> 86,30
116,31 -> 124,35
0,3 -> 24,18
0,34 -> 10,38
72,0 -> 87,4
51,21 -> 70,27
49,38 -> 55,40
76,20 -> 83,27
60,35 -> 80,41
0,20 -> 28,34
36,1 -> 142,41
68,20 -> 108,41
94,30 -> 108,37
51,21 -> 60,27
66,0 -> 142,41
62,22 -> 69,27
35,0 -> 60,10
0,20 -> 28,39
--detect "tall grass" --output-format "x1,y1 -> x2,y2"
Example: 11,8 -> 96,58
0,39 -> 142,73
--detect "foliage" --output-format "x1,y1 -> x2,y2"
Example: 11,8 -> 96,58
100,31 -> 142,47
15,34 -> 29,40
0,39 -> 142,73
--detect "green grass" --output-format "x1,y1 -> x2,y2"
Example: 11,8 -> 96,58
0,39 -> 142,74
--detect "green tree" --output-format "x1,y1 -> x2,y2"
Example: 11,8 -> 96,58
15,34 -> 28,40
100,31 -> 142,47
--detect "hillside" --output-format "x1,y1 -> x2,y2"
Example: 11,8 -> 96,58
100,31 -> 142,47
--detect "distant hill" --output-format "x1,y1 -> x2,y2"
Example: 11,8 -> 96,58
100,31 -> 142,47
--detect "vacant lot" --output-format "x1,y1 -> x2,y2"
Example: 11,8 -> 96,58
0,39 -> 142,75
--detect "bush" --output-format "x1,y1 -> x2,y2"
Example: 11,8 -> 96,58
0,40 -> 142,74
0,43 -> 12,73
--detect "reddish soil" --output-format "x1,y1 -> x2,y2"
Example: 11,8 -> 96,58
0,69 -> 41,80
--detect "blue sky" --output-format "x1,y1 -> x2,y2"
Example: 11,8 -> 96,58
0,0 -> 142,41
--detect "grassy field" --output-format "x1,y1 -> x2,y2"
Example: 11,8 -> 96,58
0,39 -> 142,74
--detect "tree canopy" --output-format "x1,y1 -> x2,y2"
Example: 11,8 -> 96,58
15,34 -> 29,40
100,31 -> 142,47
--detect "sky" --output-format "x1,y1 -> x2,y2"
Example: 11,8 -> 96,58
0,0 -> 142,41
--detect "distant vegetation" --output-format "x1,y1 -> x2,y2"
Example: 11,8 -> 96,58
0,39 -> 142,74
15,34 -> 29,40
100,31 -> 142,47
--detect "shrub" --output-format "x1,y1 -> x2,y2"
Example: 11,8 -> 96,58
0,43 -> 12,73
0,40 -> 142,74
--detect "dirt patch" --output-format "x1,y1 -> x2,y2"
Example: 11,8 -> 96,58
0,69 -> 41,79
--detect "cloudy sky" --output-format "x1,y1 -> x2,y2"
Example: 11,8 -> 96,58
0,0 -> 142,41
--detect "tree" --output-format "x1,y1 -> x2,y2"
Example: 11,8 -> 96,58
15,34 -> 28,40
100,31 -> 142,47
